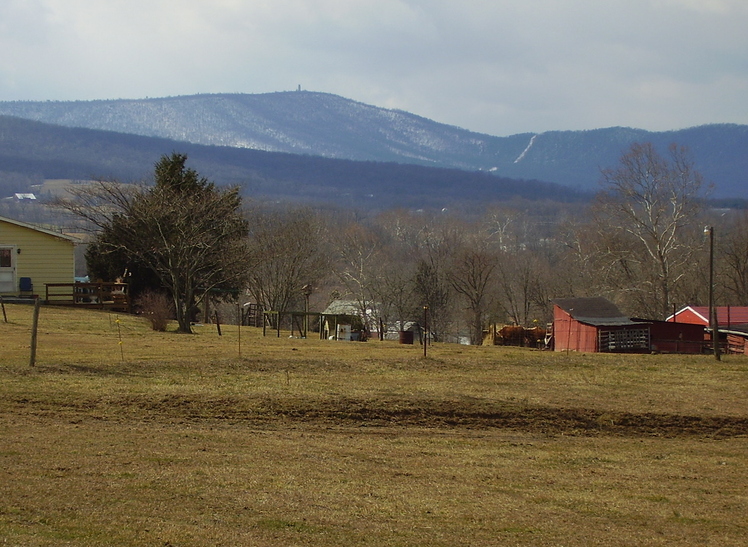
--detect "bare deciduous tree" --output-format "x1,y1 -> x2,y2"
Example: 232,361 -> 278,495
412,221 -> 461,341
719,212 -> 748,306
592,142 -> 705,318
414,256 -> 453,341
495,249 -> 542,326
449,237 -> 499,345
333,222 -> 383,334
371,248 -> 420,333
245,207 -> 331,314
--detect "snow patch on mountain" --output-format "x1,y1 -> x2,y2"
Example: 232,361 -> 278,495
514,134 -> 538,163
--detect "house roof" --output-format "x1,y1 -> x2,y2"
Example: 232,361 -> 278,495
553,297 -> 644,327
668,305 -> 748,328
0,215 -> 80,243
321,300 -> 363,315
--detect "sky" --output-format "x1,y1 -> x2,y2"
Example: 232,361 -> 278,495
1,0 -> 746,136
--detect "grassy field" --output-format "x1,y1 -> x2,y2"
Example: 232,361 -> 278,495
1,303 -> 747,546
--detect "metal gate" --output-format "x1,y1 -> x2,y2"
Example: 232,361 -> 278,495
598,327 -> 650,352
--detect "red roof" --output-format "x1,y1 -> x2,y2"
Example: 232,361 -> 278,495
668,306 -> 748,327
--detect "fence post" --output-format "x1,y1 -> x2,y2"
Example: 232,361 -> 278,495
214,311 -> 222,336
423,306 -> 429,358
29,297 -> 41,367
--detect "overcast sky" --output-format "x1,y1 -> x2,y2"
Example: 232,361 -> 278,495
1,0 -> 746,136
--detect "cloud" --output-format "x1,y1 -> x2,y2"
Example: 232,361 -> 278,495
0,0 -> 746,135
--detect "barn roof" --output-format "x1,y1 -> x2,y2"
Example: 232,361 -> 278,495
553,297 -> 643,327
668,305 -> 748,330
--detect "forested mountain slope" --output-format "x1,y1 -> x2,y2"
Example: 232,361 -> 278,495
0,115 -> 587,211
1,92 -> 745,196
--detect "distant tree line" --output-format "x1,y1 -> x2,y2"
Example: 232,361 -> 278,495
57,145 -> 748,342
236,141 -> 747,344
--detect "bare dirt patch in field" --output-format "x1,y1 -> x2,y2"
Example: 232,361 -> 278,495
8,392 -> 748,439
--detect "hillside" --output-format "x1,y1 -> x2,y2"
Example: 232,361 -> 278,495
0,92 -> 530,168
496,125 -> 748,197
0,92 -> 746,197
0,115 -> 587,211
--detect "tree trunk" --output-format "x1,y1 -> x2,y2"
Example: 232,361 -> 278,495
173,293 -> 193,334
471,307 -> 484,345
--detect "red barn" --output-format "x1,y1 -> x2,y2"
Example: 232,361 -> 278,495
668,306 -> 748,354
640,319 -> 705,354
553,297 -> 651,353
552,298 -> 704,353
667,306 -> 748,330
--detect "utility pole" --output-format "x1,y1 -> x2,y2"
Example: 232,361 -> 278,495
301,284 -> 312,339
705,226 -> 720,361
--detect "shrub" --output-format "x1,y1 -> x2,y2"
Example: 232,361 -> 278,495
136,291 -> 173,331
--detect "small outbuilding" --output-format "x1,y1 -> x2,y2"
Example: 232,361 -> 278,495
0,215 -> 78,298
320,300 -> 375,340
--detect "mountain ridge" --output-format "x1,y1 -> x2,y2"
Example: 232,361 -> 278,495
0,92 -> 746,197
0,114 -> 588,212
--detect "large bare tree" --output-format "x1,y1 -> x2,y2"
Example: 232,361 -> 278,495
411,220 -> 461,342
332,222 -> 384,333
449,235 -> 499,345
719,212 -> 748,306
245,206 -> 331,313
484,207 -> 556,326
592,142 -> 705,318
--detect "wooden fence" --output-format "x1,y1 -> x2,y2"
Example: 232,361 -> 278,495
45,282 -> 130,312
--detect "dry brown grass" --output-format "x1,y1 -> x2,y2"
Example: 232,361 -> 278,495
1,303 -> 747,546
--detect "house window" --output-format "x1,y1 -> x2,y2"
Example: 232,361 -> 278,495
0,249 -> 11,268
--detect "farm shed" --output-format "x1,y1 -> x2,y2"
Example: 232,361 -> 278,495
553,297 -> 705,353
0,215 -> 78,298
638,319 -> 704,354
724,332 -> 748,355
320,300 -> 375,340
667,306 -> 748,354
552,297 -> 651,352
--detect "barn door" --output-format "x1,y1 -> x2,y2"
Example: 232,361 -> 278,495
0,247 -> 16,293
